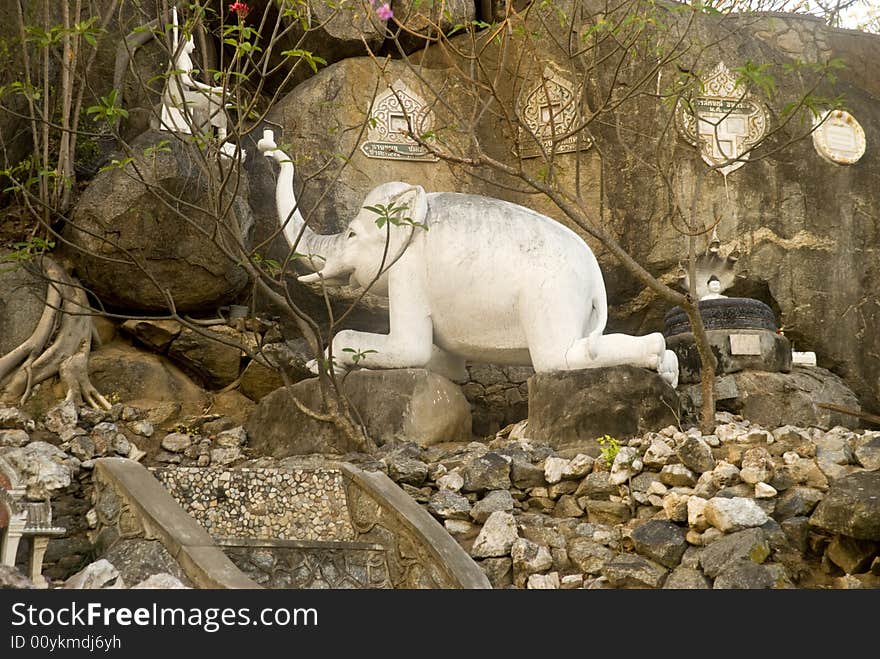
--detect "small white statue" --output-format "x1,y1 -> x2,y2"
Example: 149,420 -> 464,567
159,8 -> 243,161
700,275 -> 726,300
259,130 -> 679,387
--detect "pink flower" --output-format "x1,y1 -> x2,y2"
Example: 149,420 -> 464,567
229,2 -> 250,18
375,3 -> 393,21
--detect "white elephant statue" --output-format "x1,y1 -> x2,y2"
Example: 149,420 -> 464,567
258,130 -> 679,388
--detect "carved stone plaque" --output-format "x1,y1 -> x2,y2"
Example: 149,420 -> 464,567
812,110 -> 866,165
360,81 -> 438,162
518,66 -> 592,158
729,334 -> 762,356
676,62 -> 770,176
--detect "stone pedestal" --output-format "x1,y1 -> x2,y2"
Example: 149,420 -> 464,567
27,536 -> 50,589
527,366 -> 680,452
246,368 -> 473,456
666,329 -> 791,385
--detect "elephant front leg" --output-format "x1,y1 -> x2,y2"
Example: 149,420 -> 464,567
329,327 -> 434,371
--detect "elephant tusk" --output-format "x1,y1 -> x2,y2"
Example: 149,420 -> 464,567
298,272 -> 322,284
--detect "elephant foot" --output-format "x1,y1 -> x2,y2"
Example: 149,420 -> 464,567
306,357 -> 349,377
658,349 -> 679,389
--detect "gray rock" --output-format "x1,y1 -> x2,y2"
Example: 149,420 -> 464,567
160,432 -> 193,453
583,500 -> 632,525
719,368 -> 861,430
713,560 -> 773,589
643,438 -> 675,469
111,433 -> 132,457
210,447 -> 242,466
385,455 -> 429,486
553,495 -> 584,518
44,400 -> 78,435
773,486 -> 824,521
740,446 -> 775,485
246,369 -> 472,455
471,490 -> 515,523
662,491 -> 690,523
710,461 -> 741,488
215,426 -> 247,448
0,406 -> 30,430
68,130 -> 252,311
699,528 -> 770,578
853,433 -> 880,471
238,343 -> 313,402
428,490 -> 471,520
663,566 -> 711,589
511,538 -> 553,581
780,516 -> 811,553
575,472 -> 619,501
510,457 -> 546,489
602,554 -> 668,589
131,574 -> 190,589
567,538 -> 615,575
631,520 -> 689,568
0,254 -> 45,358
167,325 -> 243,388
810,472 -> 880,540
527,572 -> 560,589
121,319 -> 181,352
0,429 -> 29,447
479,557 -> 512,589
64,559 -> 122,589
1,441 -> 72,499
660,464 -> 697,488
0,565 -> 35,589
704,497 -> 769,532
471,511 -> 518,558
677,436 -> 716,474
461,452 -> 511,493
102,539 -> 189,587
825,536 -> 878,574
68,436 -> 96,461
527,367 -> 679,451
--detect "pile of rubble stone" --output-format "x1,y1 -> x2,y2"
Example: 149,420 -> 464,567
375,412 -> 880,589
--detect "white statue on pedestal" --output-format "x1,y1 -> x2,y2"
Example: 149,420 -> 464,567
700,275 -> 726,300
258,130 -> 679,388
160,8 -> 243,161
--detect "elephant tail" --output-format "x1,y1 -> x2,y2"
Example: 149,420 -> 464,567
586,259 -> 607,359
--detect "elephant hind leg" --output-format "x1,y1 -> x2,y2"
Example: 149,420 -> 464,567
426,345 -> 468,382
564,332 -> 665,370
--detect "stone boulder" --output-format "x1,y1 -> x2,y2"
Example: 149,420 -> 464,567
0,441 -> 73,499
166,326 -> 243,388
716,367 -> 863,430
0,256 -> 45,356
88,342 -> 209,424
66,130 -> 252,312
0,565 -> 35,589
810,472 -> 880,541
246,368 -> 472,455
527,367 -> 680,451
666,328 -> 791,385
239,343 -> 314,402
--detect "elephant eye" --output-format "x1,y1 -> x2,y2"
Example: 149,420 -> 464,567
347,230 -> 356,239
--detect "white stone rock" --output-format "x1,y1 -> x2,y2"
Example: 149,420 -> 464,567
129,420 -> 154,437
210,447 -> 241,466
643,438 -> 675,469
703,434 -> 720,447
660,463 -> 697,487
544,457 -> 570,484
437,470 -> 464,492
161,432 -> 193,453
610,447 -> 641,485
687,496 -> 708,531
716,423 -> 748,443
1,441 -> 72,499
703,497 -> 769,532
560,574 -> 584,589
740,447 -> 774,485
64,559 -> 121,589
0,429 -> 29,447
659,426 -> 678,438
215,426 -> 247,448
565,454 -> 594,478
471,511 -> 518,558
754,482 -> 778,498
527,572 -> 560,589
711,461 -> 741,488
647,481 -> 668,496
86,508 -> 98,528
783,451 -> 800,465
743,428 -> 774,444
444,519 -> 475,536
511,538 -> 553,574
663,491 -> 690,523
132,574 -> 190,589
44,400 -> 78,434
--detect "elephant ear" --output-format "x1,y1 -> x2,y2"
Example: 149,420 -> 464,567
391,184 -> 428,229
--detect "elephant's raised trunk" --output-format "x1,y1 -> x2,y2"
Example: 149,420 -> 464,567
258,129 -> 344,271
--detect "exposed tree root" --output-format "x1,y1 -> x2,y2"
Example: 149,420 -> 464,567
0,257 -> 110,410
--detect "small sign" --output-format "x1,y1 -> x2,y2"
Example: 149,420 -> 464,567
729,334 -> 762,356
676,62 -> 770,176
812,110 -> 866,165
517,66 -> 592,159
360,81 -> 438,163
